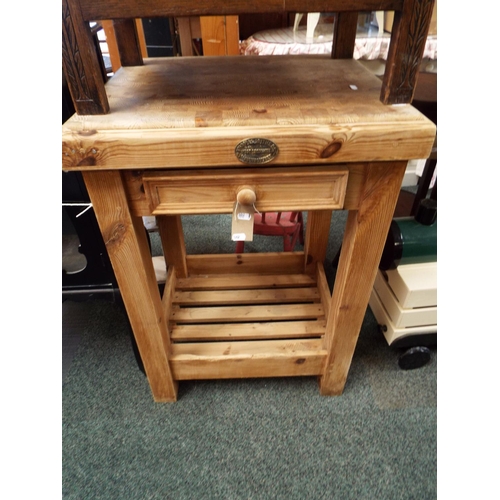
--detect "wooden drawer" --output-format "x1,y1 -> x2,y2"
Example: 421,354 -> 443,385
143,166 -> 348,215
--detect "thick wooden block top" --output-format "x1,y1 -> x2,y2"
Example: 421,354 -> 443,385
62,56 -> 435,171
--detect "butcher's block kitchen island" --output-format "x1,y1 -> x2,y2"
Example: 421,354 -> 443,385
62,0 -> 436,402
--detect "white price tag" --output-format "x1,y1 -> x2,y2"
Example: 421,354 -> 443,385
231,233 -> 246,241
231,202 -> 254,242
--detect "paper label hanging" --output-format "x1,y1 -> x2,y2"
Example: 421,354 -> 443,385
231,202 -> 254,241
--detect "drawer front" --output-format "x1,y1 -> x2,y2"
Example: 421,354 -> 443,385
143,166 -> 348,215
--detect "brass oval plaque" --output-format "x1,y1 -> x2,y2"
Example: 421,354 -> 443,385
235,138 -> 279,164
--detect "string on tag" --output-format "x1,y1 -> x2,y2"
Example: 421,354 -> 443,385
234,201 -> 260,218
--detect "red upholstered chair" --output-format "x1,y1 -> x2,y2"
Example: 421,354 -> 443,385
235,211 -> 304,253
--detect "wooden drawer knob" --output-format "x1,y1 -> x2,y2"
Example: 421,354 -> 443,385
237,187 -> 256,206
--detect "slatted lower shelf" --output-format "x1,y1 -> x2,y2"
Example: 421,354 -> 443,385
163,267 -> 330,380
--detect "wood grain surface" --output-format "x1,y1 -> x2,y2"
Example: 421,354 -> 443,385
320,161 -> 407,395
166,264 -> 328,380
62,0 -> 436,400
82,170 -> 178,402
62,0 -> 110,114
144,166 -> 348,214
78,0 -> 403,21
62,56 -> 435,170
170,339 -> 327,380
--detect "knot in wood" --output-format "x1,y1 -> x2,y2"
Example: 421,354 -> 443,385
320,141 -> 343,159
77,156 -> 96,166
105,223 -> 127,246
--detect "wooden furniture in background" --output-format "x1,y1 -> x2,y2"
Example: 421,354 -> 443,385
176,17 -> 201,55
177,16 -> 239,56
101,19 -> 147,72
394,70 -> 437,217
62,0 -> 436,402
235,211 -> 304,254
200,16 -> 240,55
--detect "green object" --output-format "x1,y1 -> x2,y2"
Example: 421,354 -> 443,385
379,199 -> 437,270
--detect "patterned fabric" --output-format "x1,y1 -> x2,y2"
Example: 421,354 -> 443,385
240,26 -> 437,60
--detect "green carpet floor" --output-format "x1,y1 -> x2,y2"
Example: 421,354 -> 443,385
62,212 -> 437,499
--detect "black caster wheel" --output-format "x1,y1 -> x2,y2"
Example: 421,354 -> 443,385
398,346 -> 431,370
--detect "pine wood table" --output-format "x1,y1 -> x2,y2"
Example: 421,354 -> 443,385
62,0 -> 436,402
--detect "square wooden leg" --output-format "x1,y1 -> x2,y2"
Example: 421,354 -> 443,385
82,171 -> 178,402
320,161 -> 407,395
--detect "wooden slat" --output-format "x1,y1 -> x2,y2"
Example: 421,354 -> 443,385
176,273 -> 316,291
79,0 -> 403,21
171,320 -> 326,342
186,252 -> 305,276
170,339 -> 327,380
316,263 -> 331,319
173,287 -> 320,306
161,265 -> 177,313
171,303 -> 324,323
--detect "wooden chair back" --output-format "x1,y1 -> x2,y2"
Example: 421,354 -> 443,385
235,211 -> 304,253
62,0 -> 436,115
